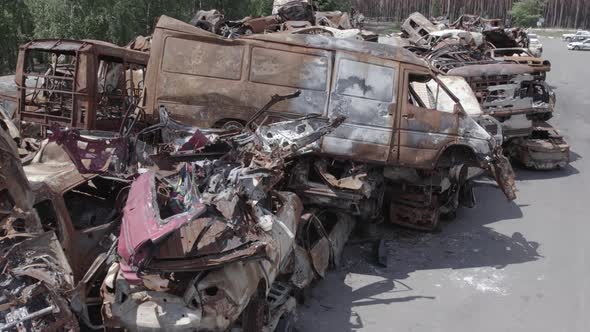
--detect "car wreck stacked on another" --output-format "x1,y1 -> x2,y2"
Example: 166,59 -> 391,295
144,16 -> 515,233
190,1 -> 373,41
400,12 -> 570,170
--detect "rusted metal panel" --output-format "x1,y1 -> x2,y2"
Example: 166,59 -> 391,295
447,63 -> 536,77
323,52 -> 398,162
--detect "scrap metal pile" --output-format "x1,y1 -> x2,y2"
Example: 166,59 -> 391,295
400,12 -> 570,170
190,1 -> 375,41
1,95 -> 354,331
0,4 -> 543,331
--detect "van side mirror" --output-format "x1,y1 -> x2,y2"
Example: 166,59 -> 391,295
453,103 -> 463,115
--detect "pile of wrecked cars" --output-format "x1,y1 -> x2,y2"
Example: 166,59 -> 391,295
400,12 -> 570,170
1,10 -> 521,332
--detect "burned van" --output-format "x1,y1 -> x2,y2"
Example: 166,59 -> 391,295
144,16 -> 515,231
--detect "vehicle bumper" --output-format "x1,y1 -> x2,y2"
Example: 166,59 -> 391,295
506,123 -> 570,170
102,261 -> 268,331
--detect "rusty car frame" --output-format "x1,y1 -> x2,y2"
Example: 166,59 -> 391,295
15,39 -> 149,137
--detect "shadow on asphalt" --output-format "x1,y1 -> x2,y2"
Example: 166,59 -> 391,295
515,163 -> 580,180
299,187 -> 540,332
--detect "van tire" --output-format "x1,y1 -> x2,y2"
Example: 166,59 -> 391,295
219,120 -> 245,131
194,20 -> 213,32
275,312 -> 296,332
242,282 -> 267,332
240,27 -> 254,35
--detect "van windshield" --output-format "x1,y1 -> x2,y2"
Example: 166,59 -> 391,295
408,73 -> 457,113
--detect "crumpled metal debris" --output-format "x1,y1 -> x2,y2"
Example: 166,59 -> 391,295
45,92 -> 348,331
100,113 -> 346,331
0,127 -> 78,331
397,11 -> 569,172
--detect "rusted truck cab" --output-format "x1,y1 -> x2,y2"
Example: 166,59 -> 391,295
144,16 -> 515,230
15,39 -> 149,136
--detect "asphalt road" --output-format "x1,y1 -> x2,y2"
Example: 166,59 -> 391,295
296,37 -> 590,332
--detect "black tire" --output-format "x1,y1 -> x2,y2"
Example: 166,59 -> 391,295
275,312 -> 296,332
574,46 -> 580,51
240,27 -> 254,35
440,210 -> 457,222
242,291 -> 267,332
194,20 -> 213,32
221,120 -> 245,131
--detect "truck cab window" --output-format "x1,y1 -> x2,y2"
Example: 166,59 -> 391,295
408,73 -> 455,113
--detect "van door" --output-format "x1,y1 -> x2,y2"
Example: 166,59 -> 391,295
396,65 -> 460,169
322,52 -> 399,163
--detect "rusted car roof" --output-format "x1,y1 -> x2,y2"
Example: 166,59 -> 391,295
447,63 -> 537,77
155,15 -> 427,67
23,142 -> 93,194
21,39 -> 149,64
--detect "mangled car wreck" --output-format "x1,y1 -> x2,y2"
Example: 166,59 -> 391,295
1,124 -> 132,330
2,90 -> 355,330
95,113 -> 352,331
400,13 -> 570,170
190,1 -> 365,37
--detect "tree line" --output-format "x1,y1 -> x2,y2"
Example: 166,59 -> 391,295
0,0 -> 279,75
352,0 -> 590,30
0,0 -> 586,75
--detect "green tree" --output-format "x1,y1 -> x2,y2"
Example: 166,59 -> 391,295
0,0 -> 274,75
0,0 -> 33,74
510,0 -> 545,27
315,0 -> 352,11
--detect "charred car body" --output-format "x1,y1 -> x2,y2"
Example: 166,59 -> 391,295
3,95 -> 355,331
0,125 -> 130,330
46,102 -> 353,331
400,13 -> 569,170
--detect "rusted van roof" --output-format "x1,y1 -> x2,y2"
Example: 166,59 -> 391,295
155,15 -> 427,67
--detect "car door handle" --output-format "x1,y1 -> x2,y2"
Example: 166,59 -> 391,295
402,113 -> 415,119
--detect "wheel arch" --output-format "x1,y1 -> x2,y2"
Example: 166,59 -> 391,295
435,143 -> 479,168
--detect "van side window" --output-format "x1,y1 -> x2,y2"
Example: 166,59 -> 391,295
335,60 -> 395,102
408,73 -> 455,113
162,37 -> 243,80
249,48 -> 328,91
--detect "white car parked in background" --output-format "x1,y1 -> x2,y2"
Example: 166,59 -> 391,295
528,33 -> 543,57
562,30 -> 590,42
568,39 -> 590,50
